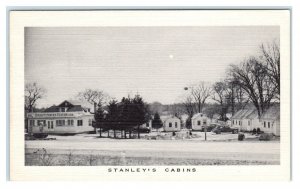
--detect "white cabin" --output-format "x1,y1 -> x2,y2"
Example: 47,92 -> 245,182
191,113 -> 210,131
161,116 -> 181,132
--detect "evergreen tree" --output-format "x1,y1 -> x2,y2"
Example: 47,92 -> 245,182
105,100 -> 120,138
132,95 -> 151,138
152,112 -> 163,132
94,104 -> 105,137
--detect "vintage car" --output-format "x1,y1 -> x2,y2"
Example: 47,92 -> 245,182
211,125 -> 239,134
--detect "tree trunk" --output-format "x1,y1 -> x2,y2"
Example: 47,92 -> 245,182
137,125 -> 140,139
107,130 -> 110,138
129,131 -> 132,139
121,130 -> 123,138
124,131 -> 127,139
114,129 -> 116,138
99,128 -> 102,137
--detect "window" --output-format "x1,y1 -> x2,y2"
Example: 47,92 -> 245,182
175,122 -> 178,128
169,122 -> 172,127
67,120 -> 74,126
197,121 -> 201,125
203,120 -> 207,125
37,120 -> 46,126
268,122 -> 270,128
29,120 -> 35,126
264,121 -> 266,128
239,121 -> 241,126
248,120 -> 250,126
146,123 -> 149,127
77,120 -> 83,126
56,120 -> 65,126
48,121 -> 50,129
88,119 -> 92,126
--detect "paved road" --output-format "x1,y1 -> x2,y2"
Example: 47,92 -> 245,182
25,137 -> 280,162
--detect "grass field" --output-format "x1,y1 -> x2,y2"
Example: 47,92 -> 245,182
25,152 -> 279,166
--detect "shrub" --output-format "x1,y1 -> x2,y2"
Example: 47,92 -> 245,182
257,128 -> 261,134
238,133 -> 245,141
252,128 -> 257,135
259,133 -> 274,141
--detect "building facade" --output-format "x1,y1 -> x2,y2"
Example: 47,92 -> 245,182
191,113 -> 211,131
162,116 -> 181,132
27,100 -> 94,135
231,104 -> 280,136
259,105 -> 280,136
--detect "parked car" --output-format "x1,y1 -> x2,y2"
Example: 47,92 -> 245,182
212,125 -> 238,134
201,124 -> 218,132
133,127 -> 151,133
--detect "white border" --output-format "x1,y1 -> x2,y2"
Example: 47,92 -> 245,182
9,10 -> 290,181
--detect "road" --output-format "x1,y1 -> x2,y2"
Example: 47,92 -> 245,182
25,134 -> 280,163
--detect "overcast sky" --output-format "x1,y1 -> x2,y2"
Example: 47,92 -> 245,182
25,26 -> 279,108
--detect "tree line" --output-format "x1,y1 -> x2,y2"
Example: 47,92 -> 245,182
93,95 -> 151,139
179,41 -> 280,128
25,40 -> 279,132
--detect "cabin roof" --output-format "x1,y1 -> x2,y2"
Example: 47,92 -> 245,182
43,100 -> 91,113
231,106 -> 258,120
191,113 -> 207,120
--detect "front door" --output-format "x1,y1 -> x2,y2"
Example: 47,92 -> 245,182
47,121 -> 54,131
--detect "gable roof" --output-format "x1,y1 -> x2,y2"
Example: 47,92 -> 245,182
160,115 -> 180,122
231,106 -> 258,120
43,105 -> 59,113
191,113 -> 208,120
67,105 -> 86,112
43,100 -> 91,113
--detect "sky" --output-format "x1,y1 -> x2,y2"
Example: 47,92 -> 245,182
25,26 -> 279,108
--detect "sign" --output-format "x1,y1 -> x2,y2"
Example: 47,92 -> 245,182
28,112 -> 77,118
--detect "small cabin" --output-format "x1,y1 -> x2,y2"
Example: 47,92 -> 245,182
191,113 -> 210,131
161,116 -> 181,132
259,105 -> 280,136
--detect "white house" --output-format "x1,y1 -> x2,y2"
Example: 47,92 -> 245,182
259,104 -> 280,136
27,100 -> 95,135
231,107 -> 260,131
231,104 -> 280,136
191,113 -> 211,131
161,116 -> 181,132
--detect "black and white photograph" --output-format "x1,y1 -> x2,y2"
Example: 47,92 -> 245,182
24,26 -> 281,166
8,10 -> 291,181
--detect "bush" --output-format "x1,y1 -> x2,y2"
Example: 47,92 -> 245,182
252,128 -> 257,135
259,133 -> 274,141
238,133 -> 245,141
33,133 -> 48,138
257,128 -> 261,134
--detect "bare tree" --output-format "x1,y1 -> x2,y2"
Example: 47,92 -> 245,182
182,94 -> 195,117
229,57 -> 277,118
260,41 -> 280,99
190,82 -> 212,113
77,89 -> 110,107
212,81 -> 231,120
181,94 -> 195,129
25,82 -> 46,112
